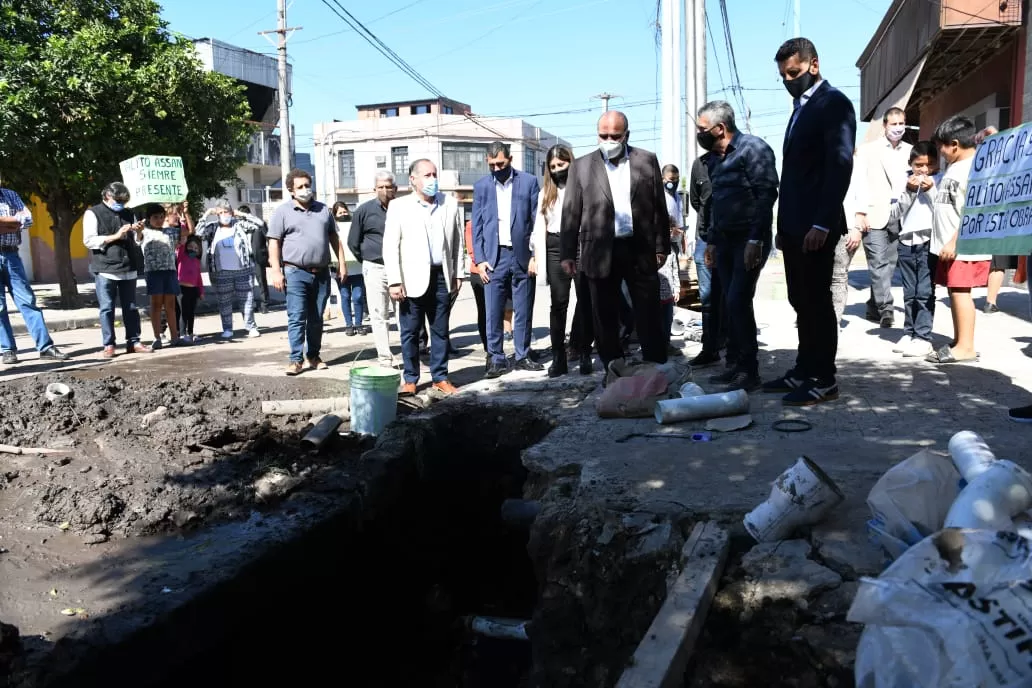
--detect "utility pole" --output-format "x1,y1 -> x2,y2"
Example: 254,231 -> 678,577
660,0 -> 682,172
592,92 -> 618,112
260,0 -> 302,195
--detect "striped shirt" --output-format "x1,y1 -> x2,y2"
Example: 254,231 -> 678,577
0,188 -> 33,248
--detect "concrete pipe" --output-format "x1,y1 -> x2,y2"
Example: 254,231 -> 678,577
654,389 -> 750,425
500,499 -> 541,528
944,459 -> 1032,530
300,414 -> 345,450
261,398 -> 350,417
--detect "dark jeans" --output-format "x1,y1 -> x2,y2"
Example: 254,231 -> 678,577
567,272 -> 595,353
694,240 -> 726,355
400,267 -> 450,384
587,240 -> 666,368
662,301 -> 674,349
714,236 -> 769,376
339,274 -> 365,328
469,271 -> 488,350
783,234 -> 839,383
254,264 -> 269,310
285,266 -> 330,363
897,242 -> 937,342
863,225 -> 899,317
545,233 -> 593,364
95,274 -> 142,347
180,285 -> 200,335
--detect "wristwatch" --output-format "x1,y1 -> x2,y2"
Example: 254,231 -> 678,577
747,239 -> 762,246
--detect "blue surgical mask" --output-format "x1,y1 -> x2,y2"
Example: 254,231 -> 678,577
422,178 -> 439,197
108,201 -> 125,212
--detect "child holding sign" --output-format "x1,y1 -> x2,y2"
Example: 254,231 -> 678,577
925,116 -> 991,365
136,204 -> 183,348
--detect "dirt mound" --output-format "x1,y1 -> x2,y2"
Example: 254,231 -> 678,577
0,372 -> 375,543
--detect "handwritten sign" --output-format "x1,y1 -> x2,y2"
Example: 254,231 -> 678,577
119,155 -> 189,206
958,122 -> 1032,256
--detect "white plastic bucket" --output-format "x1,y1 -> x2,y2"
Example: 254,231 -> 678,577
743,456 -> 845,542
349,366 -> 401,436
947,430 -> 997,483
654,389 -> 749,425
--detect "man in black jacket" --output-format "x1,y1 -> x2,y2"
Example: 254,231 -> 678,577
239,204 -> 269,314
347,171 -> 396,367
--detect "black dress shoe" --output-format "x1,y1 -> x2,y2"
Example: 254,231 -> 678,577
547,361 -> 568,378
515,358 -> 544,372
39,346 -> 70,361
486,361 -> 509,379
579,355 -> 593,375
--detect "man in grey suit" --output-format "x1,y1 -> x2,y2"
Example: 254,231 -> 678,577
559,111 -> 670,372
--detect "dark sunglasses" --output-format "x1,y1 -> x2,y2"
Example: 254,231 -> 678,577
597,132 -> 625,141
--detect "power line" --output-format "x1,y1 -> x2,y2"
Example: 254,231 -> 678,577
716,0 -> 751,131
705,11 -> 728,98
295,0 -> 432,45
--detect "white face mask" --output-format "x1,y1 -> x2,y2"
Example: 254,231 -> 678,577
599,139 -> 624,160
886,125 -> 906,143
294,188 -> 314,202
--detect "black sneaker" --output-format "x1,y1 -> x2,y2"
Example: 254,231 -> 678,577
880,312 -> 894,328
761,373 -> 806,394
346,327 -> 357,337
515,358 -> 544,372
486,361 -> 509,379
708,368 -> 737,384
783,379 -> 839,406
984,302 -> 1000,314
725,371 -> 762,393
39,346 -> 70,361
1,350 -> 18,365
1009,404 -> 1032,423
688,350 -> 721,368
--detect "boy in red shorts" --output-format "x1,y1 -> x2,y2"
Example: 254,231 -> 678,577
926,115 -> 990,365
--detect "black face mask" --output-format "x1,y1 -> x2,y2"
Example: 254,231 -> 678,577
783,69 -> 817,99
550,168 -> 568,185
492,166 -> 511,183
696,126 -> 720,152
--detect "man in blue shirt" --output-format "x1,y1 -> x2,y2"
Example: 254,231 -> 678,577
696,101 -> 779,392
0,186 -> 69,365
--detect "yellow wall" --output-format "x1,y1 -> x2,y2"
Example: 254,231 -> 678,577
25,195 -> 90,283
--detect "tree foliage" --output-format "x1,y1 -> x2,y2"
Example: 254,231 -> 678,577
0,0 -> 253,304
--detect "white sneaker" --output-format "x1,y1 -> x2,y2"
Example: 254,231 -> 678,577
892,335 -> 912,353
902,338 -> 934,358
221,330 -> 234,340
247,328 -> 261,339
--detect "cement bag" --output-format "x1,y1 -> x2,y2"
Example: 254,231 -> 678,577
597,371 -> 670,418
849,529 -> 1032,688
866,450 -> 961,559
605,359 -> 692,398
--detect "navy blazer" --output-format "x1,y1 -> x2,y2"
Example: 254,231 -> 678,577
777,81 -> 857,245
472,168 -> 541,272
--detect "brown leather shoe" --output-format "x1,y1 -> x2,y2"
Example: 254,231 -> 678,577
285,361 -> 303,376
432,380 -> 458,396
307,357 -> 328,370
101,346 -> 116,359
400,382 -> 417,396
127,343 -> 153,354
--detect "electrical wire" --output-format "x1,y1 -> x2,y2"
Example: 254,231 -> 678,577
716,0 -> 751,131
705,11 -> 729,99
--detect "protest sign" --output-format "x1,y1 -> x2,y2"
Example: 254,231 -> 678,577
958,122 -> 1032,256
119,155 -> 189,206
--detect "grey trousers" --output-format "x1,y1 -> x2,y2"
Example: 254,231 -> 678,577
361,260 -> 394,366
862,225 -> 899,317
832,237 -> 859,326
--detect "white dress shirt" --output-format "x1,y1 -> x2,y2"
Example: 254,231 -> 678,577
531,186 -> 565,259
417,196 -> 446,266
604,154 -> 634,238
495,174 -> 513,248
82,208 -> 138,281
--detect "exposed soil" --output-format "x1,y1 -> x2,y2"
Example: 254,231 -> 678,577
0,371 -> 385,544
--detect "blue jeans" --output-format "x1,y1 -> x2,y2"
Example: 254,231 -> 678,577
339,274 -> 365,328
695,239 -> 726,355
285,266 -> 331,363
400,267 -> 450,383
485,247 -> 535,364
0,252 -> 55,353
95,274 -> 142,347
714,235 -> 769,376
897,242 -> 937,342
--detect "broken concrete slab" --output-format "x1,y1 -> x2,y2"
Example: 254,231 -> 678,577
737,540 -> 842,607
811,526 -> 886,580
615,522 -> 730,688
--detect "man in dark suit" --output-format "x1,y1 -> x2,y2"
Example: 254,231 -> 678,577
765,38 -> 857,406
560,111 -> 670,373
473,141 -> 542,378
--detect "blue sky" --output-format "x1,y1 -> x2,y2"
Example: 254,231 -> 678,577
161,0 -> 893,161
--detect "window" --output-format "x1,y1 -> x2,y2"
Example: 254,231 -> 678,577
375,156 -> 387,169
442,105 -> 453,115
379,107 -> 399,118
524,148 -> 538,177
411,104 -> 430,115
442,142 -> 489,185
337,149 -> 355,188
391,146 -> 409,178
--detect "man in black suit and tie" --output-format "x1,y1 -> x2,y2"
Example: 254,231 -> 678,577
764,38 -> 856,406
560,111 -> 670,373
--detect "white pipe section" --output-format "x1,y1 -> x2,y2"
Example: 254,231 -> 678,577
261,398 -> 349,416
944,460 -> 1032,530
468,616 -> 530,642
654,389 -> 749,425
947,430 -> 997,483
744,456 -> 845,542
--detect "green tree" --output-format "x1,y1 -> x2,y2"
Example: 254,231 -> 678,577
0,0 -> 253,306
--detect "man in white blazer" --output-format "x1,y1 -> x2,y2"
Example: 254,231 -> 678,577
383,158 -> 462,396
853,107 -> 912,328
